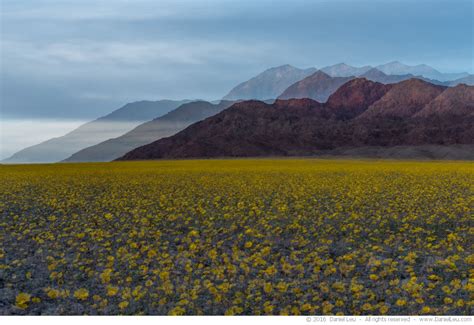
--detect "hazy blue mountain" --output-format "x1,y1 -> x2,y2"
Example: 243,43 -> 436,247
63,100 -> 236,162
360,68 -> 414,84
3,100 -> 189,163
359,68 -> 444,85
447,74 -> 474,86
320,63 -> 372,77
376,61 -> 469,81
223,65 -> 317,100
361,68 -> 472,86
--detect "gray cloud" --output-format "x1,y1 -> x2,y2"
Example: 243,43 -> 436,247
0,118 -> 86,159
3,39 -> 273,66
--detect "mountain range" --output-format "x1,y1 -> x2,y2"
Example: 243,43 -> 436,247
317,61 -> 466,81
448,75 -> 474,87
375,61 -> 469,81
3,61 -> 473,163
63,100 -> 236,162
222,64 -> 317,100
2,100 -> 189,163
276,68 -> 452,102
320,63 -> 372,77
223,62 -> 472,101
118,79 -> 474,161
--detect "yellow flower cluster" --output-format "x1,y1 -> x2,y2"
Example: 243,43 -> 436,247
1,159 -> 472,315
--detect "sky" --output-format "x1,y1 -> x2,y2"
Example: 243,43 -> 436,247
0,0 -> 473,158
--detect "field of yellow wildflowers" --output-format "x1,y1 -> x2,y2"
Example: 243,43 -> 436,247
0,159 -> 472,315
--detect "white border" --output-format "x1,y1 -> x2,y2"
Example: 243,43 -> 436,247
0,316 -> 472,325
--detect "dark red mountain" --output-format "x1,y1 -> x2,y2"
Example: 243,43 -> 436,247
358,78 -> 447,119
415,84 -> 474,118
326,78 -> 392,118
117,79 -> 474,161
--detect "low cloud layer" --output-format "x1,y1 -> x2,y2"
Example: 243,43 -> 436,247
0,119 -> 86,160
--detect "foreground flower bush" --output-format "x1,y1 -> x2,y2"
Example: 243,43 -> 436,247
0,159 -> 472,315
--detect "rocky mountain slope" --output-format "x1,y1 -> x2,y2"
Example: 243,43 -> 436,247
118,79 -> 473,161
358,79 -> 447,119
415,84 -> 474,117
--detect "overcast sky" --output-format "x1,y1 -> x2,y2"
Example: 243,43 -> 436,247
1,0 -> 473,120
0,0 -> 473,157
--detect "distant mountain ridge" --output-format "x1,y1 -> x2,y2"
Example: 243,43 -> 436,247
447,75 -> 474,86
375,61 -> 469,81
320,63 -> 372,77
278,71 -> 353,102
229,61 -> 474,101
222,64 -> 317,100
276,68 -> 447,102
361,68 -> 415,84
224,62 -> 471,101
3,100 -> 189,163
118,79 -> 474,161
7,61 -> 471,163
63,100 -> 236,162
